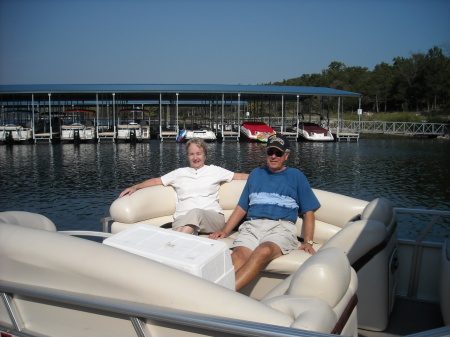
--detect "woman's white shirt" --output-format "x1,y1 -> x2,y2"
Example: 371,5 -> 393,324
160,165 -> 234,219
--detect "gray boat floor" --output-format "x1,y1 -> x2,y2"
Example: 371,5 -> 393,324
358,298 -> 445,337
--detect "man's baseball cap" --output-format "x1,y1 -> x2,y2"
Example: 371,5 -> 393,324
266,134 -> 290,152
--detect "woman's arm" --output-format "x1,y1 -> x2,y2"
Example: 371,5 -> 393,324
119,177 -> 163,197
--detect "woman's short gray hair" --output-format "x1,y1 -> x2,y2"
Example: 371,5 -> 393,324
186,138 -> 207,156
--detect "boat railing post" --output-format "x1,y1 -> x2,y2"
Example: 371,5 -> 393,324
1,292 -> 24,332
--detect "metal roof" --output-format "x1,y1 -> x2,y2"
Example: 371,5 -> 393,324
0,84 -> 361,103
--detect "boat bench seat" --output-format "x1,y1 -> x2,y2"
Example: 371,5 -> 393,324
0,210 -> 57,231
109,179 -> 397,331
0,218 -> 358,336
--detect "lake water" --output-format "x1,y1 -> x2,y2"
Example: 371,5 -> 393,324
1,135 -> 449,240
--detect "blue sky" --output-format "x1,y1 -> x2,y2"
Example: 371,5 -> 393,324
1,0 -> 449,85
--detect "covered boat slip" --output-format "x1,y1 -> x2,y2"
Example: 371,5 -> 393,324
0,84 -> 362,143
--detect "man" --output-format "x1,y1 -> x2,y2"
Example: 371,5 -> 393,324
209,134 -> 320,291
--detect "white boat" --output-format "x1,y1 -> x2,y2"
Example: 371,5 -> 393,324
60,109 -> 97,143
117,122 -> 144,142
293,122 -> 334,142
240,121 -> 275,142
61,123 -> 96,142
1,180 -> 449,337
118,109 -> 151,141
183,127 -> 217,142
0,110 -> 34,144
0,124 -> 33,144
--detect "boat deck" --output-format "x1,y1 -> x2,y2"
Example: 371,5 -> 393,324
98,132 -> 116,142
336,132 -> 360,142
358,298 -> 445,337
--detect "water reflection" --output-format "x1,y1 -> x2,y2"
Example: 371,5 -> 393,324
0,136 -> 449,239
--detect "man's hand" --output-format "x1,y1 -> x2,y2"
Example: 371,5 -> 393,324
208,231 -> 229,240
298,242 -> 316,255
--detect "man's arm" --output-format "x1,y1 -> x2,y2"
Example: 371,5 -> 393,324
209,205 -> 247,239
232,173 -> 249,180
298,210 -> 316,254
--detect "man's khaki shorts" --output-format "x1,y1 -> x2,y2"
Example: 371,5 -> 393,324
230,219 -> 298,254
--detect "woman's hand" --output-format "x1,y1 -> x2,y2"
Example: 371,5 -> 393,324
119,186 -> 137,198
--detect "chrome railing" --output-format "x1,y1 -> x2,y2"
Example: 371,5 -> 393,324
0,280 -> 328,337
394,208 -> 449,300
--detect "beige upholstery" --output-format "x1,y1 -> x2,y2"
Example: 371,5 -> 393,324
0,210 -> 56,231
262,247 -> 358,336
440,238 -> 450,325
109,180 -> 397,331
0,218 -> 357,336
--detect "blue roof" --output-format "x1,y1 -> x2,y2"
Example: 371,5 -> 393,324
0,84 -> 361,98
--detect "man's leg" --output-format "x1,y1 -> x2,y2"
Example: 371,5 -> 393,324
231,246 -> 253,272
234,242 -> 282,291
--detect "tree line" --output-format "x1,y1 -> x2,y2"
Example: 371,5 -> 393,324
270,45 -> 449,122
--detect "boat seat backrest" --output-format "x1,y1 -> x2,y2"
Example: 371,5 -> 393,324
319,219 -> 387,266
109,185 -> 177,226
360,197 -> 396,231
0,211 -> 56,231
262,247 -> 358,334
109,180 -> 369,242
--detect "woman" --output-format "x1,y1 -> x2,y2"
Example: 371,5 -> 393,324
119,138 -> 248,234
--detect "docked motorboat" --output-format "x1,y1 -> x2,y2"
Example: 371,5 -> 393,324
1,180 -> 449,337
61,123 -> 96,143
0,124 -> 33,144
182,127 -> 217,142
240,121 -> 275,142
117,122 -> 144,142
294,122 -> 334,142
0,110 -> 34,144
61,109 -> 97,143
118,109 -> 151,140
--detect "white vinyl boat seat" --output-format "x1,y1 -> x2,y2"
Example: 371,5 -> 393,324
108,179 -> 397,331
262,247 -> 358,335
0,210 -> 56,231
0,219 -> 358,336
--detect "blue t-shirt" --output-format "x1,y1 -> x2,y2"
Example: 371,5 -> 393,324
238,167 -> 320,224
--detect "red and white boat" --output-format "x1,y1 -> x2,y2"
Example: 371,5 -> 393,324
240,122 -> 275,142
294,122 -> 334,142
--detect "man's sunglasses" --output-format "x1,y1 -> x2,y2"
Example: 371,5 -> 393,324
267,149 -> 284,157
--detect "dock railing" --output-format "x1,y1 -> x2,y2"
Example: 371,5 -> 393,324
329,120 -> 448,136
258,117 -> 448,137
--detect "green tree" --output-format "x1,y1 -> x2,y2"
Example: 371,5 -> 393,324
370,62 -> 395,112
423,46 -> 450,112
270,44 -> 450,117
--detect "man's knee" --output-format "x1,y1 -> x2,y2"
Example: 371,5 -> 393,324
254,242 -> 282,261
